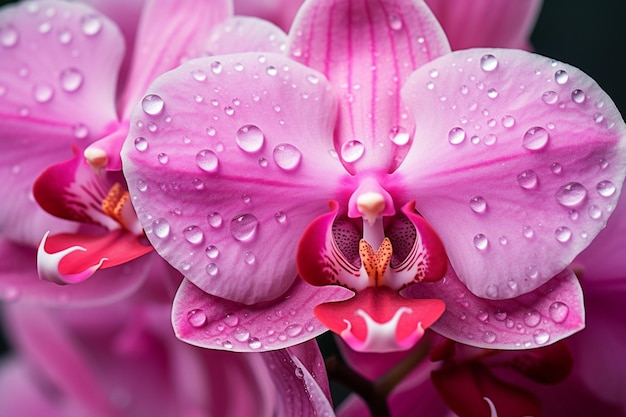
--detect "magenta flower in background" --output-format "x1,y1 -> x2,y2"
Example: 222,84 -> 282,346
121,0 -> 626,353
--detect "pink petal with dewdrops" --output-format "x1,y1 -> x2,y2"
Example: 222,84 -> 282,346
398,48 -> 626,300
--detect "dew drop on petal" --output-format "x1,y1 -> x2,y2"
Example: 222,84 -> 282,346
482,331 -> 496,344
207,212 -> 223,228
523,310 -> 541,327
487,88 -> 498,99
73,123 -> 89,139
555,226 -> 572,243
555,182 -> 587,207
236,124 -> 264,153
142,94 -> 164,115
341,140 -> 365,162
533,329 -> 550,345
187,309 -> 207,327
483,134 -> 496,146
286,324 -> 303,337
568,209 -> 579,221
191,69 -> 206,81
266,66 -> 278,76
273,144 -> 302,171
80,14 -> 102,36
152,218 -> 170,238
555,70 -> 568,84
211,61 -> 222,74
525,265 -> 538,279
550,163 -> 562,175
588,205 -> 602,220
522,127 -> 549,151
596,180 -> 616,197
32,83 -> 54,103
448,127 -> 466,145
224,313 -> 239,327
230,214 -> 259,241
389,126 -> 410,145
223,340 -> 233,349
183,225 -> 204,244
473,234 -> 488,250
469,196 -> 487,213
274,211 -> 287,223
501,115 -> 515,128
224,106 -> 235,116
307,74 -> 319,84
549,302 -> 569,323
517,170 -> 538,189
157,153 -> 168,165
388,14 -> 403,30
0,24 -> 19,47
294,367 -> 305,379
59,68 -> 83,92
196,149 -> 219,173
571,89 -> 586,104
205,245 -> 219,259
248,337 -> 262,349
523,226 -> 534,239
542,91 -> 558,104
206,263 -> 218,276
480,54 -> 498,71
243,251 -> 256,265
136,180 -> 147,192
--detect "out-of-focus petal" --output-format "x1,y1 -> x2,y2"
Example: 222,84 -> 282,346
404,268 -> 585,349
207,16 -> 288,55
234,0 -> 302,32
288,0 -> 450,173
425,0 -> 543,50
399,48 -> 626,299
172,277 -> 351,352
122,53 -> 346,304
118,0 -> 232,118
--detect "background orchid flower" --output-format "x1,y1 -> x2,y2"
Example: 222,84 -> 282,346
122,0 -> 626,354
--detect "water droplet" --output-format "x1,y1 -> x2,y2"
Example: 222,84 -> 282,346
191,69 -> 206,81
483,134 -> 496,146
525,265 -> 538,279
224,106 -> 235,116
183,225 -> 204,244
473,234 -> 488,250
243,251 -> 256,265
568,209 -> 579,221
187,309 -> 207,327
596,180 -> 616,197
258,158 -> 268,168
426,81 -> 435,90
207,212 -> 223,228
307,74 -> 320,84
448,127 -> 466,145
593,113 -> 604,123
469,196 -> 487,213
555,226 -> 572,243
542,91 -> 558,104
136,179 -> 147,192
486,284 -> 498,298
517,170 -> 538,189
230,214 -> 259,242
152,218 -> 170,238
507,279 -> 518,291
548,302 -> 569,323
266,65 -> 278,76
248,337 -> 262,349
80,14 -> 102,36
531,329 -> 550,345
223,340 -> 233,349
234,62 -> 244,71
482,331 -> 496,344
588,205 -> 602,220
1,24 -> 19,47
274,211 -> 287,223
550,163 -> 562,174
494,310 -> 508,321
206,126 -> 216,136
205,245 -> 219,259
32,83 -> 54,103
142,94 -> 164,115
555,70 -> 568,84
206,263 -> 218,276
555,182 -> 587,207
285,324 -> 303,337
234,327 -> 250,342
480,54 -> 498,71
38,21 -> 51,34
499,236 -> 508,245
388,14 -> 403,30
211,61 -> 222,74
522,127 -> 550,151
477,311 -> 489,322
294,367 -> 305,379
389,126 -> 410,145
341,140 -> 365,162
523,310 -> 541,327
236,124 -> 264,153
224,313 -> 239,327
73,123 -> 89,139
487,88 -> 498,99
273,144 -> 302,171
598,158 -> 609,170
571,89 -> 586,104
523,226 -> 534,239
501,115 -> 515,128
196,149 -> 219,173
59,68 -> 83,92
460,85 -> 469,95
157,153 -> 168,164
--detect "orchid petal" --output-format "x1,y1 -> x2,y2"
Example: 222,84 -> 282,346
0,0 -> 124,245
288,0 -> 450,173
172,277 -> 351,352
399,48 -> 626,299
0,238 -> 149,307
118,0 -> 232,118
262,343 -> 335,417
288,340 -> 333,402
315,286 -> 444,353
207,16 -> 288,55
404,268 -> 585,349
233,0 -> 303,32
425,0 -> 542,50
123,53 -> 346,304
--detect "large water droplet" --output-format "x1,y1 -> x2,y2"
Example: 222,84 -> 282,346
596,180 -> 616,197
33,83 -> 54,103
80,14 -> 102,36
571,89 -> 586,104
554,70 -> 568,84
142,94 -> 164,115
273,144 -> 302,171
230,214 -> 259,241
542,91 -> 558,104
236,124 -> 264,153
224,313 -> 239,327
206,263 -> 218,276
196,149 -> 219,173
248,337 -> 262,349
448,127 -> 466,145
341,140 -> 365,162
533,329 -> 550,345
469,196 -> 487,213
517,170 -> 538,189
480,54 -> 498,71
205,245 -> 219,259
234,327 -> 250,342
523,310 -> 541,327
59,68 -> 83,92
522,127 -> 549,151
183,225 -> 204,244
473,234 -> 488,250
207,212 -> 223,228
548,302 -> 569,323
286,324 -> 303,337
187,309 -> 207,327
487,88 -> 498,99
152,218 -> 170,238
1,24 -> 19,47
555,182 -> 587,207
555,226 -> 572,243
389,126 -> 410,145
482,331 -> 496,344
501,115 -> 515,128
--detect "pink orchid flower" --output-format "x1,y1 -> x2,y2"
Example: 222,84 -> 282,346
0,0 -> 234,298
122,0 -> 626,354
0,268 -> 334,417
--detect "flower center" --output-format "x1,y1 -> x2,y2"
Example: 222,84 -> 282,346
102,183 -> 143,235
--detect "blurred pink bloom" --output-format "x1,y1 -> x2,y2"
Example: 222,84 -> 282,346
122,0 -> 625,353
